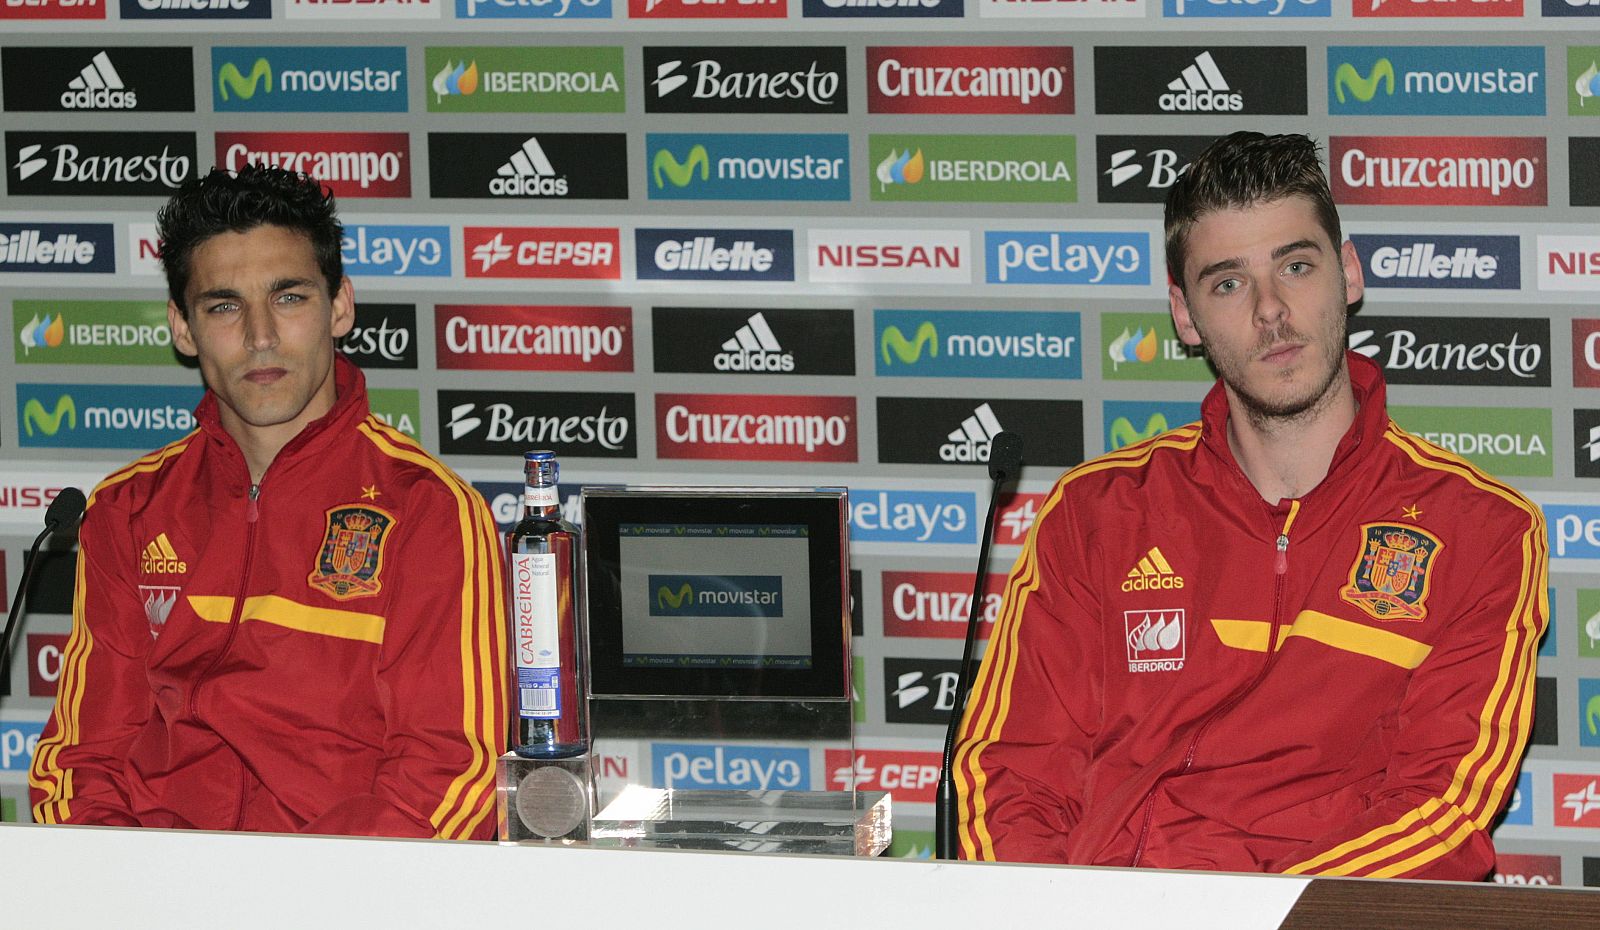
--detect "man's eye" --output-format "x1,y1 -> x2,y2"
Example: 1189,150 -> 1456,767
205,302 -> 238,315
1286,261 -> 1311,275
276,292 -> 306,304
1214,279 -> 1240,295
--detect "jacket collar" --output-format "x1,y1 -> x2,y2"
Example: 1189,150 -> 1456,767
195,353 -> 370,473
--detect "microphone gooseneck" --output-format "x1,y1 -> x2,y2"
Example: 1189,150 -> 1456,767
0,488 -> 86,702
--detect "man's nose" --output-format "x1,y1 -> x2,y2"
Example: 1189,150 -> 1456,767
242,303 -> 280,353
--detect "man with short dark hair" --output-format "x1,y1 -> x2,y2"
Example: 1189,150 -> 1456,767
954,132 -> 1547,880
30,165 -> 508,839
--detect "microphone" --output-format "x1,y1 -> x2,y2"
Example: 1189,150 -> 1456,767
0,488 -> 86,701
935,432 -> 1023,861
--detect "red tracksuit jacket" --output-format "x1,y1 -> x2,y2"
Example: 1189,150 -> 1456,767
30,357 -> 508,839
955,353 -> 1547,879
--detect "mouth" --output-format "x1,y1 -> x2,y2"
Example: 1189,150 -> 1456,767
1259,343 -> 1305,366
244,367 -> 287,385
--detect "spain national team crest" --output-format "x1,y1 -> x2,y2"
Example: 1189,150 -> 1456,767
309,505 -> 396,601
1340,523 -> 1443,622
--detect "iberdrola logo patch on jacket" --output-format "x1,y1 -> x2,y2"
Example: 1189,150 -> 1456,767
309,504 -> 396,601
1340,523 -> 1442,622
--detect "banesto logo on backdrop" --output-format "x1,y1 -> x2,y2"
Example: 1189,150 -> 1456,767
1348,316 -> 1549,386
439,389 -> 636,457
644,47 -> 845,114
8,132 -> 195,196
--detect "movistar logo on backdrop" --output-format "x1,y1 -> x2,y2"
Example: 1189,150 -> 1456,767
218,58 -> 271,100
1327,46 -> 1544,117
1334,59 -> 1394,103
875,310 -> 1080,379
1103,400 -> 1201,451
22,395 -> 75,437
17,383 -> 202,448
213,47 -> 407,113
654,144 -> 709,188
646,133 -> 849,201
881,321 -> 937,365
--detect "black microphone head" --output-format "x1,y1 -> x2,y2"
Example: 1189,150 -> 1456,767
988,432 -> 1024,483
45,487 -> 87,533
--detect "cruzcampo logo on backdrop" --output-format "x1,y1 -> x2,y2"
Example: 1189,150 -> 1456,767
368,388 -> 420,438
1099,313 -> 1211,382
1572,48 -> 1600,116
1577,589 -> 1600,659
425,46 -> 624,113
14,300 -> 178,366
869,134 -> 1076,203
1391,405 -> 1552,478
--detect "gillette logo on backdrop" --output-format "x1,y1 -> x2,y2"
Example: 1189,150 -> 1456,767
118,0 -> 269,18
0,224 -> 114,274
635,229 -> 794,282
803,0 -> 959,15
1351,234 -> 1519,290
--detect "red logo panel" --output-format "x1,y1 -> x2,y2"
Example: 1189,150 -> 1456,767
881,571 -> 1006,640
435,305 -> 633,372
867,47 -> 1074,116
215,132 -> 411,198
656,393 -> 857,462
27,633 -> 69,698
1492,853 -> 1561,886
1331,137 -> 1546,207
994,492 -> 1047,546
462,227 -> 621,280
824,749 -> 942,803
1553,774 -> 1600,828
1574,320 -> 1600,389
0,0 -> 103,19
1355,0 -> 1520,17
628,0 -> 785,17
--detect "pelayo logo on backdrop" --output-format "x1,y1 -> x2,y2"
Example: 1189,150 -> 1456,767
17,383 -> 202,449
2,47 -> 194,112
1351,233 -> 1520,290
867,47 -> 1073,116
6,132 -> 195,197
1390,406 -> 1552,477
874,310 -> 1081,379
1328,47 -> 1544,117
849,489 -> 975,544
0,224 -> 114,274
984,231 -> 1150,286
869,135 -> 1076,204
118,0 -> 268,19
215,132 -> 410,197
1348,316 -> 1550,386
1331,136 -> 1546,206
652,744 -> 809,791
212,47 -> 407,113
435,305 -> 633,372
341,225 -> 449,278
652,307 -> 855,376
456,0 -> 608,17
643,47 -> 846,115
428,133 -> 628,200
13,300 -> 177,366
635,229 -> 794,282
426,47 -> 623,113
1163,0 -> 1327,15
647,133 -> 849,201
656,393 -> 857,463
802,0 -> 959,16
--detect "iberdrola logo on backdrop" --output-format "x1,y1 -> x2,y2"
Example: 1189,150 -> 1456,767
18,313 -> 65,355
433,60 -> 480,101
876,149 -> 925,191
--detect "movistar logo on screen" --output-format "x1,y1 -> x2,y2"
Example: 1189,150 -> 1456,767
649,574 -> 783,617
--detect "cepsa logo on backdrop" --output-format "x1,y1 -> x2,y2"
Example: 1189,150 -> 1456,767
994,491 -> 1046,544
647,133 -> 850,201
874,309 -> 1081,380
435,305 -> 633,372
2,47 -> 195,112
1331,136 -> 1546,206
1348,316 -> 1550,387
652,306 -> 855,376
656,393 -> 857,462
807,229 -> 969,284
1327,46 -> 1544,117
635,228 -> 795,282
629,0 -> 785,18
0,0 -> 105,19
215,132 -> 410,197
463,227 -> 621,279
881,570 -> 1005,639
341,225 -> 450,278
6,132 -> 195,197
438,389 -> 636,457
0,223 -> 114,274
826,749 -> 941,802
427,133 -> 628,200
866,47 -> 1073,115
118,0 -> 268,20
1538,236 -> 1600,291
1356,0 -> 1521,17
1351,233 -> 1520,290
212,46 -> 408,113
803,0 -> 960,16
455,0 -> 609,16
643,47 -> 846,115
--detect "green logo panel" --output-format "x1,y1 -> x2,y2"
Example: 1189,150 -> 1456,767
889,828 -> 934,859
1100,313 -> 1211,382
852,656 -> 866,724
869,134 -> 1076,204
425,47 -> 624,114
1391,406 -> 1552,478
1578,589 -> 1600,660
1,796 -> 16,823
14,300 -> 178,366
1571,47 -> 1600,116
369,388 -> 421,438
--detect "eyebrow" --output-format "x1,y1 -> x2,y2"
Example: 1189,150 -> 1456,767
1192,239 -> 1326,284
191,277 -> 316,304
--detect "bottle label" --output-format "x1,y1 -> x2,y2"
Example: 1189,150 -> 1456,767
525,485 -> 559,509
511,551 -> 561,720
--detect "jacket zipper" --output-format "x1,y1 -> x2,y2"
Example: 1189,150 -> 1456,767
1129,501 -> 1300,866
188,481 -> 262,831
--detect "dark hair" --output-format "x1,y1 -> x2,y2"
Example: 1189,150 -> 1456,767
156,164 -> 343,313
1164,132 -> 1340,291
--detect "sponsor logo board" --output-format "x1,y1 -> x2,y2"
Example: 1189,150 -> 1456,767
426,46 -> 623,113
867,47 -> 1072,115
436,305 -> 632,372
849,489 -> 975,544
979,0 -> 1142,16
16,383 -> 201,449
1328,47 -> 1544,117
652,307 -> 853,375
656,393 -> 856,462
367,388 -> 420,437
215,132 -> 410,197
1574,48 -> 1600,116
889,828 -> 934,858
643,47 -> 845,114
1546,0 -> 1600,14
1582,412 -> 1600,479
456,0 -> 609,16
635,228 -> 794,282
428,133 -> 626,200
1348,316 -> 1549,386
875,309 -> 1080,380
984,231 -> 1150,286
1101,313 -> 1210,381
1351,233 -> 1519,290
876,397 -> 1083,467
341,225 -> 449,278
850,570 -> 863,637
463,226 -> 620,279
1390,405 -> 1551,477
1578,588 -> 1600,657
284,0 -> 439,16
438,389 -> 636,457
1493,853 -> 1560,886
1555,773 -> 1600,827
213,46 -> 406,113
804,0 -> 958,15
652,743 -> 809,790
1533,676 -> 1558,745
1356,0 -> 1520,17
0,478 -> 101,529
1549,504 -> 1600,559
1500,770 -> 1534,825
0,223 -> 114,273
1103,400 -> 1202,450
1573,320 -> 1600,388
475,480 -> 583,531
340,303 -> 417,370
852,656 -> 865,720
7,131 -> 195,197
1331,136 -> 1546,207
881,571 -> 1004,639
13,300 -> 176,365
994,491 -> 1045,545
869,134 -> 1076,203
629,0 -> 785,17
128,222 -> 161,275
1,0 -> 104,18
1163,0 -> 1327,15
27,633 -> 68,698
1540,235 -> 1600,291
648,133 -> 849,201
1571,138 -> 1600,208
808,228 -> 969,284
0,719 -> 43,771
1096,135 -> 1211,204
1094,47 -> 1307,115
826,747 -> 941,802
3,47 -> 193,112
118,0 -> 268,18
1582,678 -> 1600,748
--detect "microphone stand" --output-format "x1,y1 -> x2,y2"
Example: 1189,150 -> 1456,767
0,488 -> 86,700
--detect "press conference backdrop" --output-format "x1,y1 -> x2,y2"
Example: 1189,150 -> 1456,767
1,0 -> 1598,888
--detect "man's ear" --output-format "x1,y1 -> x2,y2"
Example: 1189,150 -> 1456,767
1169,282 -> 1203,347
330,276 -> 355,340
1341,239 -> 1365,308
168,299 -> 199,358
